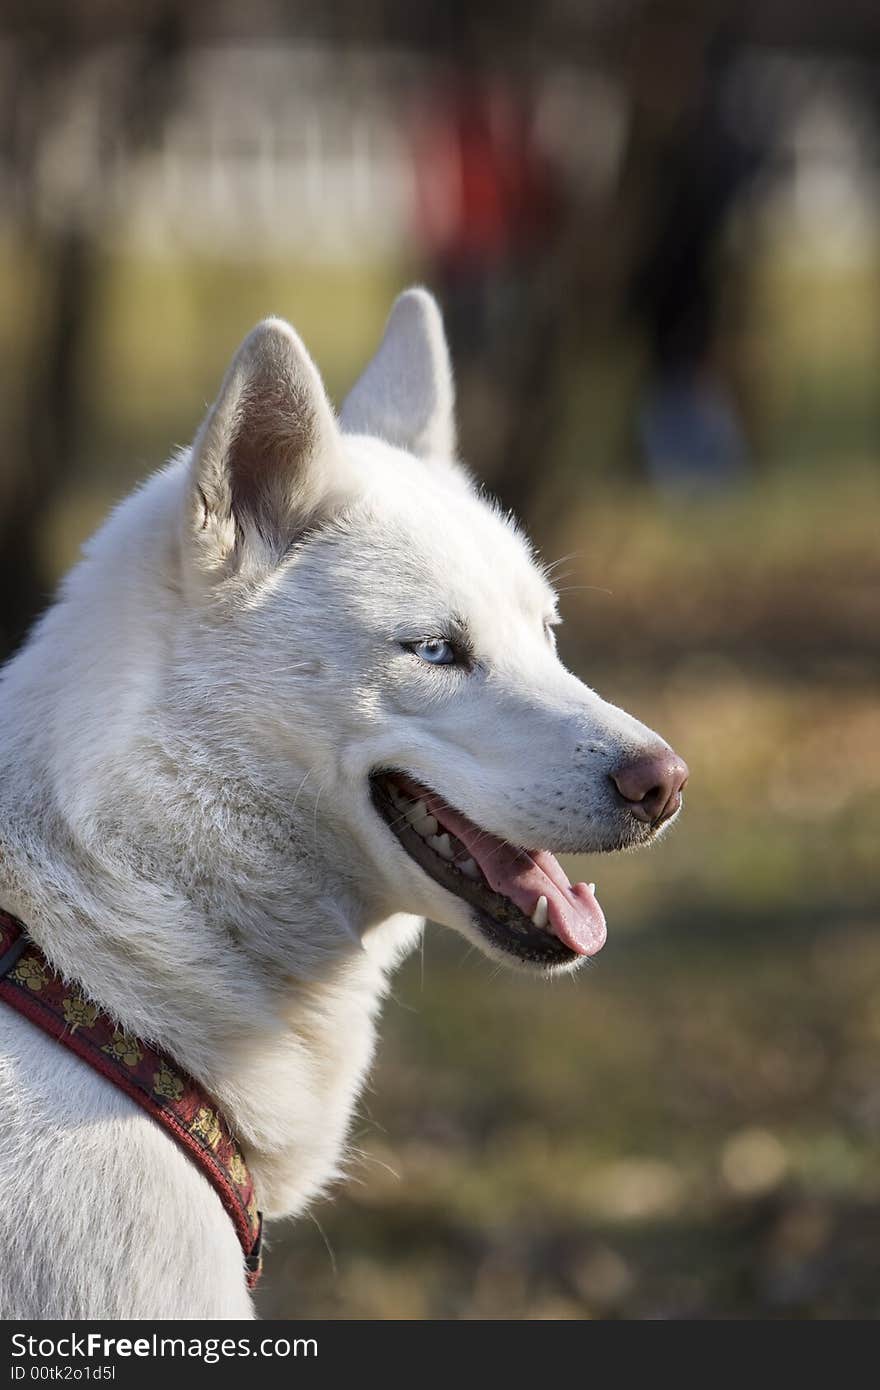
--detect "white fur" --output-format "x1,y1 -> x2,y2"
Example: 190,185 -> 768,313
0,288 -> 672,1319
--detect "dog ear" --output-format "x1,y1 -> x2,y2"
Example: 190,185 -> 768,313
340,287 -> 455,459
187,317 -> 346,573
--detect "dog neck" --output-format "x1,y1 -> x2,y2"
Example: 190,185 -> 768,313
0,729 -> 419,1216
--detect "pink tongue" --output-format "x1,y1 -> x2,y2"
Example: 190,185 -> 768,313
408,783 -> 606,958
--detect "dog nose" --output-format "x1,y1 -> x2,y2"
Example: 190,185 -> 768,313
610,748 -> 689,825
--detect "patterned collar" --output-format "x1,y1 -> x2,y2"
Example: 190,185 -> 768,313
0,908 -> 262,1289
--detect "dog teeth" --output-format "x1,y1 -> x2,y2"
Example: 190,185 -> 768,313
400,798 -> 438,837
531,894 -> 549,929
588,882 -> 596,894
388,788 -> 465,865
428,832 -> 455,861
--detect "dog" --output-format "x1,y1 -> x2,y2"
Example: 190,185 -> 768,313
0,289 -> 687,1318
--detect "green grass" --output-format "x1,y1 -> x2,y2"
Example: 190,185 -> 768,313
258,913 -> 880,1318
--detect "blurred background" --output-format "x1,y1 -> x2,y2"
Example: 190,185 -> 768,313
1,0 -> 879,1319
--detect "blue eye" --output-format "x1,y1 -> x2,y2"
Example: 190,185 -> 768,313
409,638 -> 456,666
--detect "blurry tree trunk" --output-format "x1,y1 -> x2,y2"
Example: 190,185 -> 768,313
0,228 -> 93,657
0,6 -> 186,661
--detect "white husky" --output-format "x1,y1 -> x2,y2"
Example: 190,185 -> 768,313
0,290 -> 686,1319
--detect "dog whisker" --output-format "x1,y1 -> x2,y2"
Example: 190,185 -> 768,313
554,584 -> 614,597
542,550 -> 584,579
347,1145 -> 401,1184
290,768 -> 313,816
306,1212 -> 338,1277
311,780 -> 327,854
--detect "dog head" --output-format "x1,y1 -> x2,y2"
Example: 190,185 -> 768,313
180,290 -> 687,974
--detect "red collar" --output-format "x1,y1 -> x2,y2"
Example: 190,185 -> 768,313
0,908 -> 262,1289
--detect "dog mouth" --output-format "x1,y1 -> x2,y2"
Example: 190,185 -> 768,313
369,770 -> 606,970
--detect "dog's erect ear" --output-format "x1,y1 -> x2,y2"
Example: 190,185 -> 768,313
187,318 -> 346,573
340,287 -> 455,459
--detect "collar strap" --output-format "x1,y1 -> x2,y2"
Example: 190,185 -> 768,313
0,909 -> 262,1288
